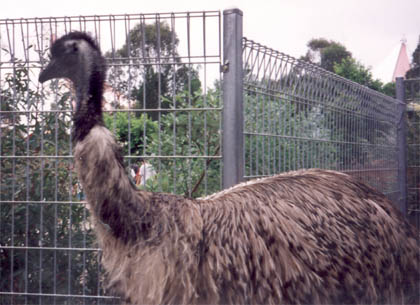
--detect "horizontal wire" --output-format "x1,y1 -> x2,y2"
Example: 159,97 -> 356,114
0,11 -> 221,24
0,291 -> 118,300
0,245 -> 101,251
244,167 -> 400,180
244,132 -> 398,147
0,59 -> 221,67
0,155 -> 222,159
0,107 -> 222,114
0,200 -> 85,205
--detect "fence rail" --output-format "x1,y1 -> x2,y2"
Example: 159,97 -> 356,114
0,8 -> 416,305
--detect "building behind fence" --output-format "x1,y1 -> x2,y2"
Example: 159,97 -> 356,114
0,9 -> 417,304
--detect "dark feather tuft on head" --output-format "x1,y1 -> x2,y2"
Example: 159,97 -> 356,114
50,31 -> 101,56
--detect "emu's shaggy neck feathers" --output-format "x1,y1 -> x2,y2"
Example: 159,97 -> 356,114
72,53 -> 105,143
74,126 -> 153,243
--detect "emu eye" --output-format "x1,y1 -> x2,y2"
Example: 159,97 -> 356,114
64,40 -> 79,54
70,42 -> 78,53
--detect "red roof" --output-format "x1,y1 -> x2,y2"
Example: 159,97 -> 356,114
392,41 -> 411,81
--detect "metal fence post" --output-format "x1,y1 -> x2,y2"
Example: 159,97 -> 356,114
222,8 -> 244,189
396,77 -> 407,216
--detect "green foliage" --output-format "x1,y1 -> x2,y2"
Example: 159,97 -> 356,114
406,37 -> 420,79
106,21 -> 201,120
0,64 -> 104,304
103,111 -> 158,156
114,89 -> 222,198
102,20 -> 217,197
130,64 -> 201,121
303,38 -> 395,97
319,43 -> 352,72
333,58 -> 393,95
381,82 -> 396,98
113,21 -> 179,60
334,58 -> 376,87
244,90 -> 337,176
304,38 -> 352,72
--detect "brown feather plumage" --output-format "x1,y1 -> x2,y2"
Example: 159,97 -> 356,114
41,32 -> 420,305
74,125 -> 419,305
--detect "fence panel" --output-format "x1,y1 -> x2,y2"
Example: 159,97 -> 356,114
0,12 -> 221,304
242,38 -> 403,204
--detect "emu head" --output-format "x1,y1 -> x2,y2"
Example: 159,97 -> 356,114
39,32 -> 105,107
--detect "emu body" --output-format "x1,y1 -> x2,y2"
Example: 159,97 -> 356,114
39,32 -> 420,305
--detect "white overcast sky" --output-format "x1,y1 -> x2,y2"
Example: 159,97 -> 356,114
1,0 -> 419,81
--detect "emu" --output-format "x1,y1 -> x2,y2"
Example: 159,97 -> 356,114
39,31 -> 419,305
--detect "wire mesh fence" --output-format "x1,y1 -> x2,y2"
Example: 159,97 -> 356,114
242,38 -> 403,203
0,8 -> 415,305
0,12 -> 221,304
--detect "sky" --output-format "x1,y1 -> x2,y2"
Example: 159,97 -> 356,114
1,0 -> 419,82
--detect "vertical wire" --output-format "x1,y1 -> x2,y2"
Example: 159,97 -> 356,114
272,55 -> 279,174
306,68 -> 310,170
0,18 -> 3,284
109,15 -> 117,135
254,47 -> 260,176
186,13 -> 192,196
50,19 -> 58,305
19,19 -> 30,305
267,49 -> 274,175
140,15 -> 147,160
24,19 -> 40,305
333,78 -> 339,170
6,19 -> 17,297
261,50 -> 266,176
34,19 -> 44,305
125,15 -> 132,172
276,56 -> 282,173
156,14 -> 162,191
244,40 -> 249,176
243,45 -> 248,177
170,13 -> 177,194
81,17 -> 88,304
218,11 -> 222,191
67,16 -> 74,299
203,12 -> 208,194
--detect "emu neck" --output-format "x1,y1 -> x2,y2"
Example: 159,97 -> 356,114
73,70 -> 104,143
74,125 -> 151,244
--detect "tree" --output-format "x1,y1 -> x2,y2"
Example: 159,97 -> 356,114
302,38 -> 352,72
333,57 -> 395,96
406,36 -> 420,79
106,21 -> 201,120
302,38 -> 395,97
103,112 -> 158,156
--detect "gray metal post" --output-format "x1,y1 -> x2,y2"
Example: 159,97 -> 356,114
222,8 -> 244,189
396,77 -> 407,216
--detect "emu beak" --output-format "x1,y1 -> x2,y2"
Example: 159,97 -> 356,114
39,59 -> 61,83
